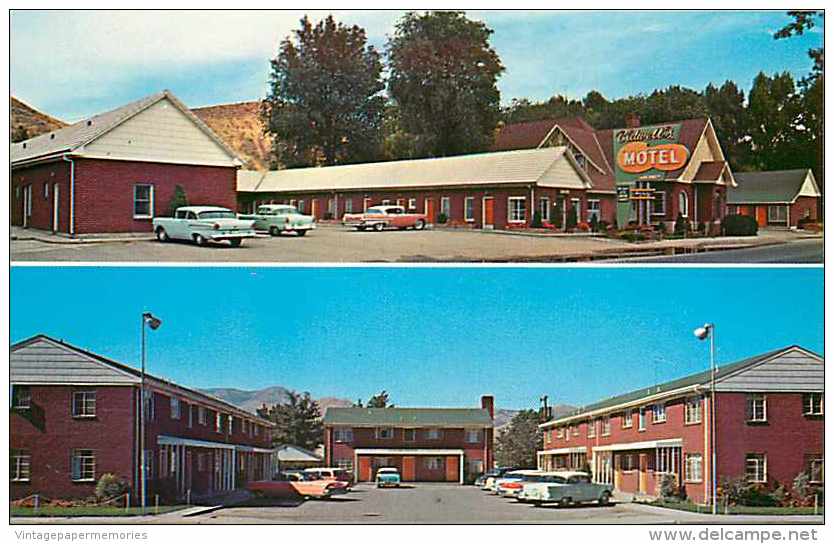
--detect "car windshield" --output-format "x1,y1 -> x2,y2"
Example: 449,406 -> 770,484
198,210 -> 236,219
257,207 -> 278,215
366,207 -> 386,214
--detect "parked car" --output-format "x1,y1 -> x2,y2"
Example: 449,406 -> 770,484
481,467 -> 520,492
153,206 -> 257,247
342,205 -> 428,231
513,472 -> 568,502
247,471 -> 348,500
494,469 -> 542,497
518,471 -> 613,507
304,467 -> 354,488
375,467 -> 402,488
238,204 -> 315,236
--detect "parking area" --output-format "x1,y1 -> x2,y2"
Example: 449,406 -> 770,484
10,225 -> 818,263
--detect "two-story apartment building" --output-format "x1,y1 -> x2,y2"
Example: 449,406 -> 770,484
323,396 -> 495,484
10,335 -> 275,503
538,346 -> 823,505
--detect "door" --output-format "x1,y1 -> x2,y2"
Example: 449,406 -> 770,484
358,456 -> 372,482
311,199 -> 319,220
22,185 -> 32,228
482,197 -> 494,229
755,206 -> 767,227
638,454 -> 649,494
402,456 -> 416,482
424,198 -> 436,224
446,455 -> 459,483
52,184 -> 60,232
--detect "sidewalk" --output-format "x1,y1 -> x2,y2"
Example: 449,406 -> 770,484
10,226 -> 154,244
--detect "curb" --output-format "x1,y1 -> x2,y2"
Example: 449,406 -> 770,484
11,235 -> 155,245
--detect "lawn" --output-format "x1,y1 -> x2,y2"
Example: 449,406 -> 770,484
11,505 -> 188,517
651,500 -> 822,516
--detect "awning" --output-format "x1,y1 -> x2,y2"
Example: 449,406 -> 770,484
538,447 -> 587,455
157,435 -> 273,453
591,439 -> 683,452
354,448 -> 464,456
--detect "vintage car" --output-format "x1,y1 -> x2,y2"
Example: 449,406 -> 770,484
518,471 -> 613,507
493,469 -> 542,496
247,471 -> 348,500
303,467 -> 354,488
342,205 -> 428,232
238,204 -> 315,236
153,206 -> 257,247
481,467 -> 519,492
375,467 -> 402,488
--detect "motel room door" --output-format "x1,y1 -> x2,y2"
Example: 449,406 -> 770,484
755,206 -> 768,228
482,197 -> 494,229
402,456 -> 416,481
638,453 -> 649,494
311,199 -> 319,220
358,457 -> 372,482
424,198 -> 436,224
445,456 -> 460,482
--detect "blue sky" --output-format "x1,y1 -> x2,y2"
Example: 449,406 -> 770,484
10,267 -> 823,411
10,10 -> 823,121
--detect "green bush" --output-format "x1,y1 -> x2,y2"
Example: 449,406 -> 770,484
167,185 -> 189,216
621,231 -> 646,243
437,212 -> 448,224
721,214 -> 758,236
674,213 -> 688,236
657,473 -> 680,500
530,211 -> 543,228
95,474 -> 130,502
589,214 -> 599,233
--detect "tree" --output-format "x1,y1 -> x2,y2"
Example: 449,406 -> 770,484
494,410 -> 542,468
704,81 -> 751,171
746,71 -> 805,172
774,11 -> 823,76
367,390 -> 393,408
257,390 -> 323,451
387,11 -> 504,158
263,15 -> 385,168
167,184 -> 189,216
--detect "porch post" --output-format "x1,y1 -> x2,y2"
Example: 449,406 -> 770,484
459,453 -> 464,485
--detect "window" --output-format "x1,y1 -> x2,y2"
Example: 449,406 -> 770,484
197,453 -> 206,472
620,454 -> 636,471
622,408 -> 633,428
44,183 -> 49,199
587,199 -> 601,222
638,407 -> 646,430
767,205 -> 787,223
747,394 -> 767,422
215,413 -> 222,433
465,429 -> 482,443
652,191 -> 666,216
403,428 -> 416,442
133,184 -> 154,218
508,197 -> 527,223
803,393 -> 823,416
685,397 -> 702,424
254,424 -> 259,436
11,449 -> 31,482
336,458 -> 354,471
375,427 -> 394,440
426,428 -> 443,440
808,456 -> 824,484
344,199 -> 353,214
678,191 -> 689,217
745,454 -> 767,482
72,390 -> 96,417
573,150 -> 587,170
653,403 -> 666,423
334,427 -> 354,443
170,397 -> 180,420
587,420 -> 596,438
539,197 -> 550,221
188,404 -> 194,428
556,427 -> 564,439
464,197 -> 475,222
572,425 -> 579,437
685,454 -> 703,482
571,198 -> 581,223
424,457 -> 443,470
71,449 -> 96,481
228,416 -> 234,435
198,406 -> 207,425
327,199 -> 335,215
381,199 -> 391,205
143,390 -> 154,421
601,416 -> 611,436
12,385 -> 31,409
440,197 -> 451,218
408,198 -> 417,210
396,198 -> 406,208
297,200 -> 305,213
158,448 -> 169,478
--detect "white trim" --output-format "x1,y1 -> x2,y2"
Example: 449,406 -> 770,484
538,123 -> 607,176
537,446 -> 587,455
354,448 -> 464,455
133,183 -> 154,219
464,196 -> 475,222
158,435 -> 236,450
508,196 -> 527,223
482,196 -> 494,229
591,438 -> 683,452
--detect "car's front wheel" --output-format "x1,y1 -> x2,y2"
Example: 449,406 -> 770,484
156,228 -> 169,242
269,226 -> 280,236
373,222 -> 385,232
413,219 -> 426,230
296,229 -> 307,237
559,497 -> 571,508
194,234 -> 208,247
599,491 -> 611,506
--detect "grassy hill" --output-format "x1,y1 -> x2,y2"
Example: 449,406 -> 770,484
10,97 -> 67,141
191,101 -> 272,170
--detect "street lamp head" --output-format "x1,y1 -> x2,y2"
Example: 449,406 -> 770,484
143,312 -> 162,330
693,324 -> 712,340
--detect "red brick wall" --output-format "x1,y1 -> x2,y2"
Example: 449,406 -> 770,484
73,159 -> 237,234
10,385 -> 137,500
11,162 -> 71,233
791,196 -> 819,226
715,392 -> 823,488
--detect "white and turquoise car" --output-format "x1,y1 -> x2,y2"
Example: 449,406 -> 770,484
153,206 -> 257,247
375,467 -> 402,488
518,471 -> 613,507
238,204 -> 315,237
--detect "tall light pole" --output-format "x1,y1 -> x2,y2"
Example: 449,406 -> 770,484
140,312 -> 162,513
694,323 -> 717,515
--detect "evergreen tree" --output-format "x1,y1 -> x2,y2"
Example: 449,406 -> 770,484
367,390 -> 393,408
494,410 -> 542,468
257,391 -> 323,451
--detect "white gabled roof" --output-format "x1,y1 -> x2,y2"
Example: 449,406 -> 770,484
11,90 -> 242,167
238,147 -> 591,194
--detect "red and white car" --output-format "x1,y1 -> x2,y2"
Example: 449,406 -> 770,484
342,205 -> 428,232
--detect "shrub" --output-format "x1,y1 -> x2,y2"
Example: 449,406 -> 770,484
167,185 -> 189,216
437,212 -> 448,224
589,214 -> 599,233
565,205 -> 578,231
657,473 -> 680,500
576,221 -> 591,232
95,473 -> 130,502
656,221 -> 668,235
674,213 -> 688,236
530,211 -> 543,228
322,212 -> 334,220
597,220 -> 609,233
721,214 -> 758,236
719,476 -> 776,507
621,231 -> 646,243
697,222 -> 706,234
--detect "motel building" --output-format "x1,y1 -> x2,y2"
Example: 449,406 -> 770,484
727,169 -> 822,228
322,396 -> 495,484
10,335 -> 275,504
237,115 -> 735,231
10,90 -> 242,235
537,346 -> 823,504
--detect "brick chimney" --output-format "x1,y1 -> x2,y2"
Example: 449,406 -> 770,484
625,113 -> 641,128
481,395 -> 494,419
